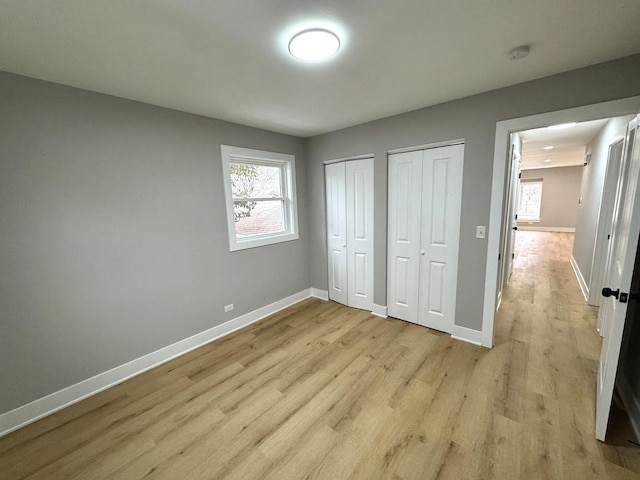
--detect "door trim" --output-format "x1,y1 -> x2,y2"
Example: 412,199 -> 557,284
323,153 -> 374,165
387,138 -> 464,155
482,96 -> 640,348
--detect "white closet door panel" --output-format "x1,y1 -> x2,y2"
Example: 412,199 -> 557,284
346,159 -> 374,310
325,162 -> 348,305
419,144 -> 464,333
387,151 -> 423,322
425,261 -> 450,332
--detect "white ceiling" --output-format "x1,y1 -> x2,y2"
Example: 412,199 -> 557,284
1,1 -> 639,137
519,119 -> 609,170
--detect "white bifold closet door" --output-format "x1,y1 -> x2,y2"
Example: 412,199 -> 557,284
387,144 -> 464,333
325,158 -> 374,311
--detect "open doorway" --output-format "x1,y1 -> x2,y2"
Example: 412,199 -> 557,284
499,115 -> 634,313
483,97 -> 640,442
484,96 -> 640,347
497,120 -> 604,306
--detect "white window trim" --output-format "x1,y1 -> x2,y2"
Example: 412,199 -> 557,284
518,180 -> 543,222
221,145 -> 299,251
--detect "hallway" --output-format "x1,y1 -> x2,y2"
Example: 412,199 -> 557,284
496,230 -> 640,477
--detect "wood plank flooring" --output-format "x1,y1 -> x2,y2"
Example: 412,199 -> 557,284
2,231 -> 640,479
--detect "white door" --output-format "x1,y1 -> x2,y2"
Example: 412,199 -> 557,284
325,162 -> 348,305
387,144 -> 464,333
596,115 -> 640,441
345,159 -> 374,310
325,158 -> 374,310
593,138 -> 626,315
505,151 -> 521,282
418,144 -> 464,333
387,150 -> 423,322
496,140 -> 521,307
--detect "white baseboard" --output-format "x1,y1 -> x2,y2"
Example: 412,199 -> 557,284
570,255 -> 590,302
516,226 -> 576,232
451,324 -> 485,347
309,288 -> 329,301
371,304 -> 388,318
617,375 -> 640,441
0,288 -> 318,437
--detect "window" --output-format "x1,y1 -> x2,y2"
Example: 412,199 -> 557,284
518,180 -> 543,221
221,145 -> 299,251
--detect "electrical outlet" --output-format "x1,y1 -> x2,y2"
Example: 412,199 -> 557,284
224,304 -> 234,313
476,226 -> 486,239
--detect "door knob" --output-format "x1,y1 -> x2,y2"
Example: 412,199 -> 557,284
343,244 -> 347,248
420,251 -> 426,256
512,227 -> 518,230
602,287 -> 620,299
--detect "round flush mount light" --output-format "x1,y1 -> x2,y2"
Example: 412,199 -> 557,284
544,159 -> 552,163
288,28 -> 340,61
543,145 -> 554,150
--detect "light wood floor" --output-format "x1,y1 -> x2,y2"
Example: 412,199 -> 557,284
2,231 -> 640,479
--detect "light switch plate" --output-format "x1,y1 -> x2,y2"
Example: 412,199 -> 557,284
476,226 -> 486,239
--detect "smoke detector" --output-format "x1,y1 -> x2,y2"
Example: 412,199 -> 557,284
509,45 -> 531,60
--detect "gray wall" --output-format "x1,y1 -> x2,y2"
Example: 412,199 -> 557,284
573,116 -> 633,286
307,54 -> 640,332
3,54 -> 640,416
518,166 -> 582,229
0,71 -> 308,414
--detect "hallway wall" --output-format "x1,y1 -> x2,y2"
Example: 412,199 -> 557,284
572,115 -> 634,293
519,166 -> 582,230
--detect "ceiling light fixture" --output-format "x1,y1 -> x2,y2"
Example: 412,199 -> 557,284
288,29 -> 340,61
547,122 -> 577,130
543,145 -> 554,150
544,159 -> 552,163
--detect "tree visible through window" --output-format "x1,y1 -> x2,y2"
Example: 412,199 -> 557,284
221,145 -> 299,251
230,162 -> 285,236
518,180 -> 543,221
230,163 -> 258,222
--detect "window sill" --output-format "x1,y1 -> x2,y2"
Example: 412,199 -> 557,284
230,231 -> 299,251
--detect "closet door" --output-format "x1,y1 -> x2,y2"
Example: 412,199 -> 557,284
418,144 -> 464,333
325,162 -> 348,305
346,159 -> 374,310
387,151 -> 423,323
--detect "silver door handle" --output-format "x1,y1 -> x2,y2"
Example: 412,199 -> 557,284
420,251 -> 425,256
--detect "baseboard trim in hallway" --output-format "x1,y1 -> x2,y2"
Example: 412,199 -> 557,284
570,254 -> 590,302
0,288 -> 329,438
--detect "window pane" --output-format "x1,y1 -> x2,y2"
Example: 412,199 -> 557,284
519,182 -> 542,219
221,145 -> 298,251
230,163 -> 282,199
235,200 -> 285,237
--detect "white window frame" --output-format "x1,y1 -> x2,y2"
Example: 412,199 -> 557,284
221,145 -> 299,251
518,179 -> 543,222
